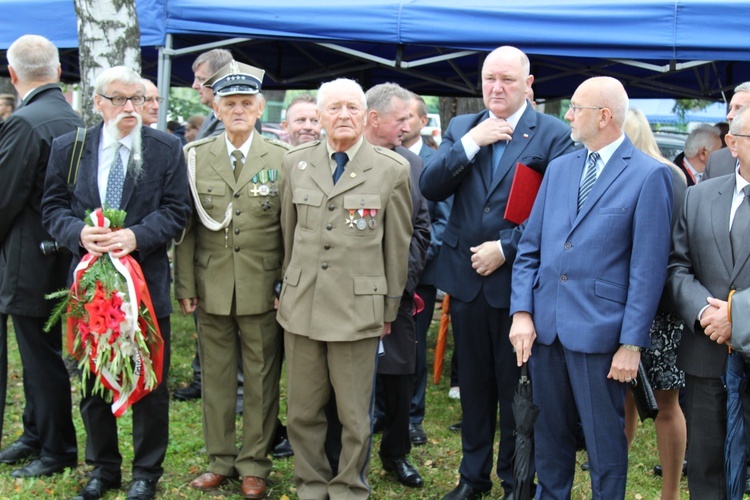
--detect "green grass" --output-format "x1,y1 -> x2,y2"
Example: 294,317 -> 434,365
0,301 -> 687,499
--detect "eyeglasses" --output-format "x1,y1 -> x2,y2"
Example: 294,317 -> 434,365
568,104 -> 604,113
731,133 -> 750,138
144,96 -> 164,104
98,94 -> 146,106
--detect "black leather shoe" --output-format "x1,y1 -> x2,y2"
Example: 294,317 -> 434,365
447,421 -> 462,433
272,437 -> 294,458
0,440 -> 40,464
443,482 -> 490,499
10,456 -> 76,478
653,460 -> 687,477
382,456 -> 423,488
73,477 -> 122,500
173,382 -> 201,401
409,423 -> 427,445
127,478 -> 158,500
580,461 -> 590,472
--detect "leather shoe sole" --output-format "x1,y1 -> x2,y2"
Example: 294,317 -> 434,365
190,472 -> 229,490
382,457 -> 423,488
0,441 -> 40,464
73,477 -> 122,500
10,456 -> 76,478
443,481 -> 491,499
241,476 -> 267,499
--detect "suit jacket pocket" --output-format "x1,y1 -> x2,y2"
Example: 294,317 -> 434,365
293,188 -> 323,231
278,265 -> 302,323
353,275 -> 387,333
197,180 -> 226,211
595,279 -> 628,304
599,206 -> 630,215
442,226 -> 459,249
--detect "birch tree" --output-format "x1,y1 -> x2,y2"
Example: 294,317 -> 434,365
74,0 -> 140,125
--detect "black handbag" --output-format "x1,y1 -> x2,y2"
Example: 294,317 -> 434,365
630,361 -> 659,421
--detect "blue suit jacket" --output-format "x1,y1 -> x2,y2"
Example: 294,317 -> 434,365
42,124 -> 191,319
420,105 -> 574,308
511,137 -> 673,353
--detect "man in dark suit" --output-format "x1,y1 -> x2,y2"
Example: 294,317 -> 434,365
278,78 -> 413,499
420,45 -> 575,500
674,125 -> 722,185
510,76 -> 673,498
364,83 -> 430,488
668,103 -> 750,498
42,66 -> 191,500
704,82 -> 750,180
404,92 -> 453,445
0,34 -> 81,478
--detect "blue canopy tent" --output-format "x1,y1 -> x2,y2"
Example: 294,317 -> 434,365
1,0 -> 748,104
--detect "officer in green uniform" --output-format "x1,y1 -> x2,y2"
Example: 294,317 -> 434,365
174,60 -> 288,500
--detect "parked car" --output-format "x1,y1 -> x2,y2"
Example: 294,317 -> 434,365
421,113 -> 442,145
261,123 -> 290,144
653,132 -> 687,161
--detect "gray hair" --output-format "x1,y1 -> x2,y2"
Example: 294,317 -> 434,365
317,78 -> 366,111
94,66 -> 144,96
192,49 -> 233,76
730,105 -> 750,135
409,92 -> 428,118
6,35 -> 59,82
286,93 -> 316,114
735,82 -> 750,94
365,83 -> 412,114
684,125 -> 721,157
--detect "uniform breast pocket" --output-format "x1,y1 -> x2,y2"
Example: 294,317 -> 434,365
293,188 -> 324,231
197,180 -> 227,213
343,194 -> 382,236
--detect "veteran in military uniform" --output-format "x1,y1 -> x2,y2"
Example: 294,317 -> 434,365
173,61 -> 288,500
277,77 -> 413,499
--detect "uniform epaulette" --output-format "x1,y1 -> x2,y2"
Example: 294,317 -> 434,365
289,140 -> 321,153
184,135 -> 219,151
373,145 -> 409,164
262,136 -> 291,150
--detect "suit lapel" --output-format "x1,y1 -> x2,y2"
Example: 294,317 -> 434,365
488,106 -> 537,195
329,143 -> 369,197
207,133 -> 236,188
566,149 -> 587,227
308,143 -> 335,193
78,124 -> 104,207
711,178 -> 734,277
572,139 -> 630,227
119,131 -> 141,210
237,133 -> 270,191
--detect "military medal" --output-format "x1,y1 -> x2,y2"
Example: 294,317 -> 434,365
258,184 -> 270,196
356,218 -> 367,230
368,218 -> 377,229
345,209 -> 357,228
297,161 -> 307,170
257,170 -> 270,195
268,169 -> 279,196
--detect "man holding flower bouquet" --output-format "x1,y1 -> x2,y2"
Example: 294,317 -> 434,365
42,66 -> 191,500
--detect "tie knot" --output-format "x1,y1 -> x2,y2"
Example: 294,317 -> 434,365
333,152 -> 348,169
588,151 -> 600,166
743,185 -> 750,198
231,150 -> 244,161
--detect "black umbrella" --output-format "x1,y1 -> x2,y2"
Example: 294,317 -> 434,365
512,362 -> 539,500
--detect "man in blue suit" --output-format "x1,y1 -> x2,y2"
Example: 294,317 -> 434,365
510,76 -> 673,499
420,46 -> 575,500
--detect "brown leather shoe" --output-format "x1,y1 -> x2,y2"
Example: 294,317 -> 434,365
190,472 -> 228,490
241,476 -> 267,499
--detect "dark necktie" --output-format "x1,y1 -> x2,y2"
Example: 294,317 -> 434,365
731,185 -> 750,263
578,151 -> 600,212
231,150 -> 244,181
105,142 -> 125,209
333,152 -> 348,184
492,140 -> 507,179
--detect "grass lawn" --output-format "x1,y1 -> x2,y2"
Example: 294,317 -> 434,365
0,300 -> 688,499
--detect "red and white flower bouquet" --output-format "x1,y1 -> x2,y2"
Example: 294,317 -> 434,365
46,208 -> 163,417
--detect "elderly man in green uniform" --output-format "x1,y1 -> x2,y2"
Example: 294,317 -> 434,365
277,77 -> 413,499
174,61 -> 288,499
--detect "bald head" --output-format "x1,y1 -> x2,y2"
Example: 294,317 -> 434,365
565,76 -> 629,151
140,79 -> 160,126
481,46 -> 533,119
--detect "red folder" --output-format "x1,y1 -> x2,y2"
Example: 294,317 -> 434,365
504,162 -> 543,224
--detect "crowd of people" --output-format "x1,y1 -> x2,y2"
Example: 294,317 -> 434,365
2,31 -> 750,500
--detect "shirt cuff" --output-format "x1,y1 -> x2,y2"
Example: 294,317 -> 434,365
496,240 -> 505,259
697,304 -> 711,322
461,133 -> 480,161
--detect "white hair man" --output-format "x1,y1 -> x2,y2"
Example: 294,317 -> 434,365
705,81 -> 750,179
676,125 -> 722,185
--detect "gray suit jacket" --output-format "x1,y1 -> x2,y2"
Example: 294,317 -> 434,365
668,174 -> 750,378
704,147 -> 736,180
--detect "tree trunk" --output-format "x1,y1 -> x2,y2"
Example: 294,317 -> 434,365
74,0 -> 141,125
438,97 -> 484,133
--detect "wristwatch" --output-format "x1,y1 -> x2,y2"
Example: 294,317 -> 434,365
622,344 -> 642,352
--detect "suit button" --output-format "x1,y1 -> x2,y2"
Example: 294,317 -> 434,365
234,228 -> 240,234
234,193 -> 240,198
322,262 -> 329,269
560,275 -> 568,282
328,204 -> 336,211
564,242 -> 572,249
235,209 -> 241,215
324,244 -> 331,250
326,224 -> 333,230
234,246 -> 240,252
484,207 -> 490,213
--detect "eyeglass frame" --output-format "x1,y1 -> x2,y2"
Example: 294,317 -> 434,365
144,96 -> 164,104
98,94 -> 146,107
730,133 -> 750,138
568,104 -> 604,113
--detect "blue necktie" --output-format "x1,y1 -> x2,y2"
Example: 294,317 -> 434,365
332,152 -> 348,184
731,185 -> 750,263
492,140 -> 506,179
105,143 -> 125,209
577,152 -> 600,212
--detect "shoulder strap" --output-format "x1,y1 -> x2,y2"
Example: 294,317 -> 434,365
66,127 -> 87,193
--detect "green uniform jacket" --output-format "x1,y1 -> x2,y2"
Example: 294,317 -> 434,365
277,139 -> 413,341
174,132 -> 289,316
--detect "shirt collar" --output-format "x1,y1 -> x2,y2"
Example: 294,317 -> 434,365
225,131 -> 254,158
326,136 -> 364,162
589,133 -> 626,168
735,167 -> 750,196
489,101 -> 527,130
101,125 -> 135,151
407,137 -> 423,156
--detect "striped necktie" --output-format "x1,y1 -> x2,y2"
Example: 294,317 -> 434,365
577,152 -> 600,212
105,142 -> 125,209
